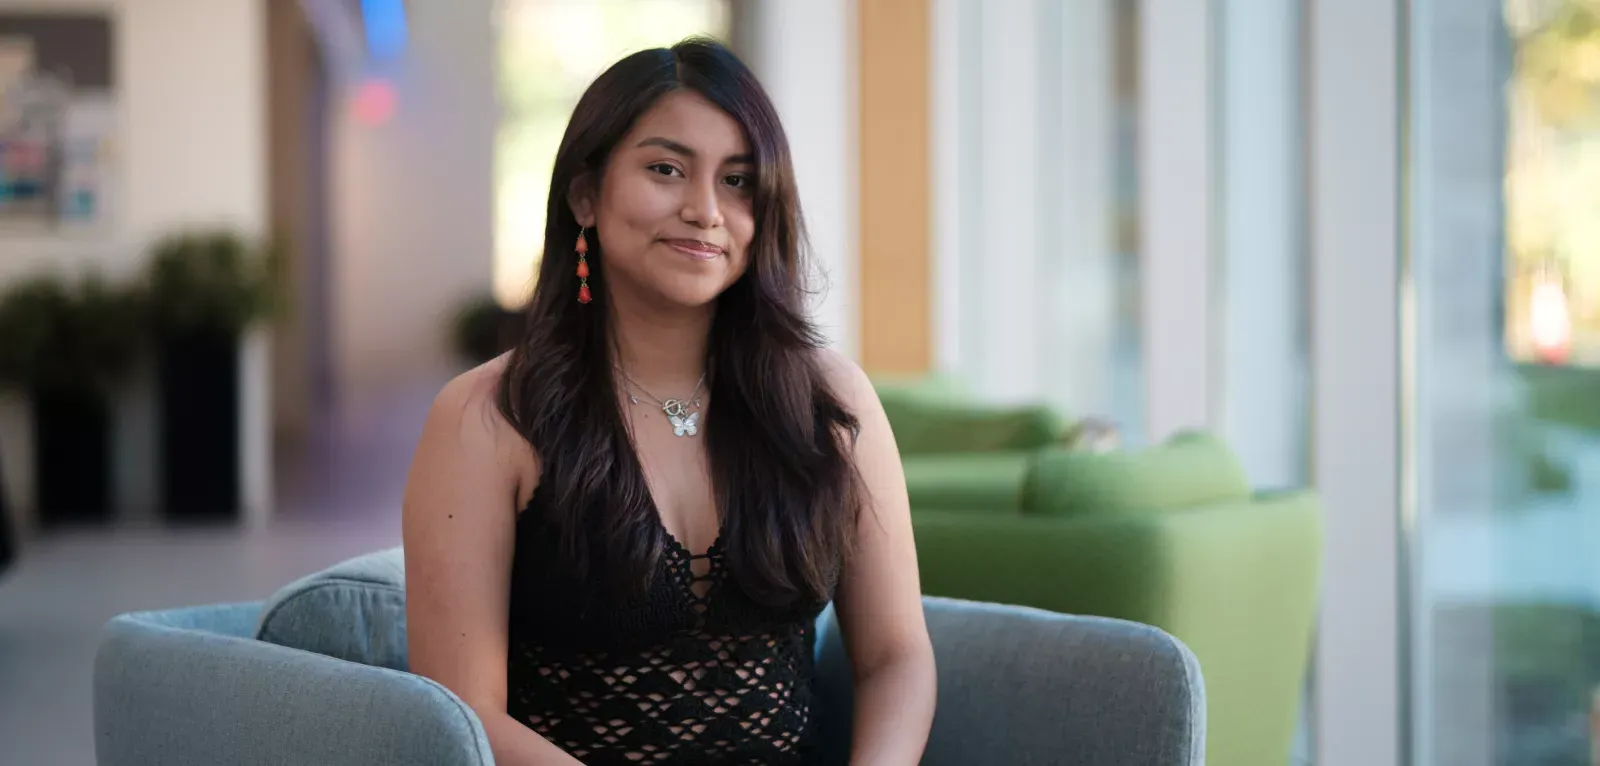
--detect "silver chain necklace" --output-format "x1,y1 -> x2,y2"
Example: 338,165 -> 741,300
615,367 -> 706,437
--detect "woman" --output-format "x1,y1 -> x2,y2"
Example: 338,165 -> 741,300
402,39 -> 936,765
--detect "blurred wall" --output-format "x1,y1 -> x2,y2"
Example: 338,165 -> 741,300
326,0 -> 495,418
735,0 -> 858,358
0,0 -> 266,280
0,0 -> 269,531
267,0 -> 330,449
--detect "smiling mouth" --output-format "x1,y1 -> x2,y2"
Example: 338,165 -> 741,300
663,239 -> 724,258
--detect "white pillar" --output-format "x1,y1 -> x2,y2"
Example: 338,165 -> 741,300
930,0 -> 1042,404
1139,0 -> 1216,443
934,0 -> 1124,414
240,327 -> 275,530
1218,0 -> 1307,489
930,0 -> 991,390
930,0 -> 965,378
1046,0 -> 1120,422
1309,1 -> 1403,764
739,0 -> 858,359
971,0 -> 1041,404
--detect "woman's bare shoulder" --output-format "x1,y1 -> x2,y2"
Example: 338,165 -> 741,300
436,352 -> 510,408
810,346 -> 875,408
423,352 -> 539,502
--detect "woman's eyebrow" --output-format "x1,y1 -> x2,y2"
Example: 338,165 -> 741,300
637,136 -> 753,165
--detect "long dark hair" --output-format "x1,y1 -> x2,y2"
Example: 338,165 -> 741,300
496,38 -> 862,609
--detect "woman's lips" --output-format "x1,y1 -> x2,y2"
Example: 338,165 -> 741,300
663,239 -> 724,260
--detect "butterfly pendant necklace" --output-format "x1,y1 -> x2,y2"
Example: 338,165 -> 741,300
616,367 -> 706,438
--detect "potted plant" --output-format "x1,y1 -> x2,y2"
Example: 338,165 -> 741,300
144,229 -> 283,522
0,273 -> 145,527
450,292 -> 521,366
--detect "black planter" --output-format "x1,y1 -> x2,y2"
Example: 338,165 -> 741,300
158,331 -> 241,522
31,386 -> 114,528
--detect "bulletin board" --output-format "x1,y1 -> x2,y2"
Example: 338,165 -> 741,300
0,13 -> 115,232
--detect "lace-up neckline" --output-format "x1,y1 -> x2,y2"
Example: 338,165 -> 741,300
507,505 -> 822,765
662,530 -> 721,606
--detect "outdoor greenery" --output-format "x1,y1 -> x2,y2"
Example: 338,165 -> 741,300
1512,0 -> 1600,131
1435,601 -> 1600,766
1520,364 -> 1600,433
1505,0 -> 1600,361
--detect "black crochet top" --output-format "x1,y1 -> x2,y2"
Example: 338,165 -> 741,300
506,504 -> 826,765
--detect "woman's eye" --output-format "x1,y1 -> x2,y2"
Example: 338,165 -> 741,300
724,174 -> 752,190
648,163 -> 682,177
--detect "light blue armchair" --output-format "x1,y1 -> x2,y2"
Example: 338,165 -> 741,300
93,548 -> 1205,765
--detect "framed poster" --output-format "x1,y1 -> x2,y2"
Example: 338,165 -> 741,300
0,13 -> 114,232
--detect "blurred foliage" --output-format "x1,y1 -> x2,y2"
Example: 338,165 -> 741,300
0,273 -> 146,394
451,292 -> 521,366
1514,0 -> 1600,130
0,227 -> 284,394
1526,447 -> 1575,493
1520,363 -> 1600,432
144,229 -> 285,338
1433,601 -> 1600,764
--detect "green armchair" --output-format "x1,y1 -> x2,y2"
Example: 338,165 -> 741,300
915,486 -> 1320,766
877,380 -> 1322,766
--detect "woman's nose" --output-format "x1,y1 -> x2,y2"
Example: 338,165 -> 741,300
680,174 -> 725,229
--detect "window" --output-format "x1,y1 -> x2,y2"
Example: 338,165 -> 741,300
1409,0 -> 1600,762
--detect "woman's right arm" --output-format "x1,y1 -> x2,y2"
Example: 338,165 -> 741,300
402,368 -> 583,766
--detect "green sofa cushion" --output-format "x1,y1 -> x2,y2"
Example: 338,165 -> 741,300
901,452 -> 1035,514
880,396 -> 1068,455
871,372 -> 974,404
1024,431 -> 1251,517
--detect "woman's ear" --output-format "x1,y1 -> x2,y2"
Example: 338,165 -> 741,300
568,171 -> 597,227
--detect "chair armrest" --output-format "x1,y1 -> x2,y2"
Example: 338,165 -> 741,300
812,597 -> 1205,766
94,606 -> 494,766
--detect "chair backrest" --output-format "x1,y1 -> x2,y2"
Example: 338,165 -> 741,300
812,597 -> 1206,766
255,546 -> 409,670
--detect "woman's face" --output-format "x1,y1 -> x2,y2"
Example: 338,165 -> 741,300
573,90 -> 757,311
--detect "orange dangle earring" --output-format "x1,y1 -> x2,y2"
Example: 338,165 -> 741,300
575,226 -> 592,304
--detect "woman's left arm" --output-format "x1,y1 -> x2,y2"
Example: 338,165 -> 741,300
822,352 -> 938,766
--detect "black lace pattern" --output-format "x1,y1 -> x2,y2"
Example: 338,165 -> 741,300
507,521 -> 822,765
